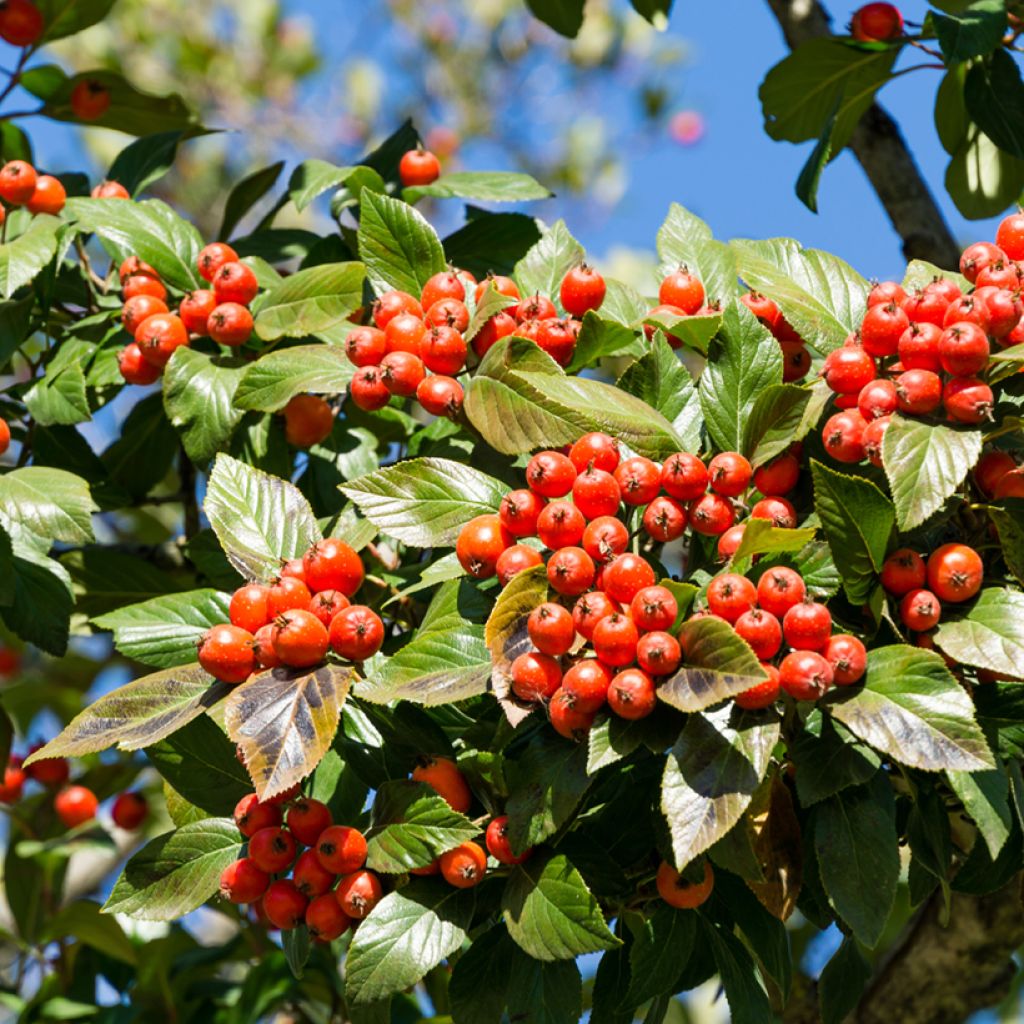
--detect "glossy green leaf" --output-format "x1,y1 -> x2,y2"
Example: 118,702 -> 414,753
523,0 -> 585,36
162,349 -> 246,464
964,49 -> 1024,159
288,160 -> 356,211
23,359 -> 90,427
0,215 -> 60,298
732,518 -> 817,563
934,588 -> 1024,677
623,906 -> 696,1007
742,384 -> 813,467
990,498 -> 1024,587
233,344 -> 354,412
947,766 -> 1013,859
789,710 -> 880,806
945,124 -> 1024,220
933,0 -> 1007,61
514,219 -> 585,302
254,262 -> 365,341
655,203 -> 740,303
405,170 -> 551,203
358,191 -> 446,296
219,161 -> 284,239
0,467 -> 96,544
37,0 -> 118,41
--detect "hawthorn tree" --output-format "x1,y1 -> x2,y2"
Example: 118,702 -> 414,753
1,3 -> 1024,1024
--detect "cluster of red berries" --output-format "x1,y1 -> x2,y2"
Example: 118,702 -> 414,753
733,288 -> 814,383
0,159 -> 67,222
881,543 -> 983,639
116,242 -> 261,387
345,262 -> 608,418
197,539 -> 384,684
0,748 -> 146,830
220,756 -> 532,937
819,216 -> 1024,468
975,448 -> 1024,500
850,3 -> 903,42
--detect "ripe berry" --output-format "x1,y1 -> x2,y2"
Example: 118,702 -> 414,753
592,612 -> 640,667
135,312 -> 189,368
707,452 -> 751,497
741,291 -> 781,327
860,302 -> 908,357
333,869 -> 385,920
417,375 -> 464,417
605,668 -> 655,719
412,756 -> 471,812
0,159 -> 36,205
753,453 -> 800,496
536,318 -> 579,366
631,585 -> 678,632
252,625 -> 279,668
938,323 -> 989,377
457,514 -> 512,579
756,567 -> 806,619
750,495 -> 797,529
69,79 -> 111,120
496,545 -> 543,587
823,345 -> 876,394
373,290 -> 423,329
537,501 -> 586,551
197,243 -> 238,282
315,825 -> 367,874
345,326 -> 387,367
614,456 -> 662,505
515,293 -> 558,322
996,211 -> 1024,260
440,841 -> 487,888
123,273 -> 167,301
263,880 -> 308,929
642,495 -> 688,542
850,2 -> 903,40
560,658 -> 612,713
689,493 -> 735,536
822,410 -> 867,464
569,432 -> 620,473
271,609 -> 329,668
560,264 -> 606,317
350,366 -> 391,411
661,453 -> 708,500
283,393 -> 334,448
234,794 -> 282,837
0,760 -> 25,803
978,287 -> 1022,337
220,858 -> 270,904
527,450 -> 576,498
581,516 -> 629,564
26,175 -> 66,216
734,608 -> 782,660
249,826 -> 297,873
857,379 -> 898,421
782,600 -> 832,651
572,591 -> 619,640
898,321 -> 942,373
486,815 -> 531,865
230,585 -> 271,635
657,860 -> 714,909
198,624 -> 256,683
659,267 -> 705,314
995,469 -> 1024,498
603,553 -> 656,603
571,466 -> 621,520
111,791 -> 147,830
823,634 -> 867,685
500,489 -> 546,538
779,650 -> 833,700
304,538 -> 364,596
900,589 -> 941,632
927,544 -> 983,603
473,310 -> 517,358
421,325 -> 467,375
23,746 -> 68,786
528,602 -> 575,656
549,687 -> 597,739
121,294 -> 168,337
178,289 -> 216,335
92,180 -> 129,199
213,261 -> 259,305
306,892 -> 351,941
975,451 -> 1017,497
547,546 -> 596,596
943,377 -> 993,425
54,785 -> 98,828
293,849 -> 337,898
116,342 -> 160,385
706,573 -> 757,624
208,302 -> 253,346
511,651 -> 562,702
880,549 -> 926,596
781,341 -> 812,382
868,281 -> 906,307
329,605 -> 385,661
286,797 -> 332,847
960,242 -> 1005,284
399,148 -> 441,187
735,664 -> 782,710
381,351 -> 426,396
309,589 -> 350,629
636,631 -> 681,676
0,0 -> 44,46
863,415 -> 891,468
267,575 -> 312,616
421,270 -> 465,310
717,524 -> 746,561
895,369 -> 942,416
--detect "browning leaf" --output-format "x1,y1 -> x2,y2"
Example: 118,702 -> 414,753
746,770 -> 803,921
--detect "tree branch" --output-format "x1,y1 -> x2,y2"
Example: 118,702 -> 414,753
763,0 -> 961,269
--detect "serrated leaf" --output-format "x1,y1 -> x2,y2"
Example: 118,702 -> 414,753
405,170 -> 551,203
345,880 -> 475,1004
23,359 -> 90,426
23,665 -> 230,762
340,457 -> 506,547
0,215 -> 59,297
465,282 -> 519,341
819,937 -> 872,1024
701,917 -> 774,1024
732,518 -> 817,563
254,262 -> 365,341
358,191 -> 446,296
289,159 -> 356,211
789,710 -> 880,806
449,925 -> 513,1024
810,459 -> 894,604
699,303 -> 782,452
827,645 -> 995,771
514,220 -> 585,302
92,589 -> 231,668
365,781 -> 479,873
233,344 -> 354,412
661,705 -> 779,869
623,906 -> 696,1007
657,617 -> 768,713
502,852 -> 619,961
0,466 -> 96,544
881,416 -> 982,531
226,663 -> 353,801
162,349 -> 245,464
103,819 -> 242,920
205,453 -> 321,581
742,384 -> 813,467
641,309 -> 721,356
0,540 -> 74,655
655,203 -> 740,303
934,588 -> 1024,677
990,499 -> 1024,587
947,766 -> 1012,859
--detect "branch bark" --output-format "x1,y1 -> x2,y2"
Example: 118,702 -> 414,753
763,0 -> 960,269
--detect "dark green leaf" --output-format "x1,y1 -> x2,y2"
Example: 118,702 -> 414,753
162,349 -> 245,463
742,384 -> 813,468
790,710 -> 880,805
219,161 -> 284,240
701,917 -> 774,1024
0,541 -> 74,655
934,588 -> 1024,677
945,124 -> 1024,220
443,212 -> 542,279
818,937 -> 872,1024
947,766 -> 1012,859
964,49 -> 1024,159
100,392 -> 179,500
523,0 -> 585,37
108,130 -> 192,196
448,925 -> 511,1024
623,906 -> 696,1007
41,900 -> 136,965
60,547 -> 178,617
507,945 -> 583,1024
289,159 -> 356,211
23,357 -> 90,426
358,191 -> 446,296
795,99 -> 839,213
933,1 -> 1007,61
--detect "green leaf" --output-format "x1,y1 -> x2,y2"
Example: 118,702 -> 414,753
742,384 -> 813,467
945,124 -> 1024,219
933,1 -> 1007,61
146,716 -> 252,817
443,211 -> 542,279
732,518 -> 817,563
523,0 -> 585,36
990,498 -> 1024,587
947,766 -> 1012,859
699,302 -> 782,452
731,236 -> 868,352
661,705 -> 779,869
818,937 -> 872,1024
254,262 -> 365,341
623,906 -> 696,1007
60,547 -> 178,617
405,171 -> 551,203
23,359 -> 90,427
0,467 -> 96,544
365,781 -> 480,873
586,713 -> 678,775
760,39 -> 898,152
903,258 -> 970,294
103,819 -> 242,920
23,665 -> 229,762
281,926 -> 310,980
41,900 -> 136,965
465,282 -> 519,341
100,392 -> 179,500
655,203 -> 739,303
795,98 -> 840,213
36,0 -> 117,41
0,215 -> 59,298
225,664 -> 353,801
567,310 -> 643,372
205,453 -> 321,581
507,948 -> 583,1024
881,416 -> 982,531
288,160 -> 356,211
219,161 -> 284,239
514,220 -> 585,302
341,457 -> 506,547
810,459 -> 894,603
108,131 -> 193,197
827,645 -> 995,771
502,852 -> 619,961
0,540 -> 74,655
814,774 -> 898,947
466,337 -> 684,459
358,191 -> 446,297
448,926 -> 512,1024
657,617 -> 768,713
964,49 -> 1024,159
934,588 -> 1024,677
162,349 -> 245,464
233,344 -> 354,412
345,880 -> 475,1004
66,197 -> 201,291
789,710 -> 880,806
701,917 -> 774,1024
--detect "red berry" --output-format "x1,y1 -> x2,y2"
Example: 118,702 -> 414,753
572,465 -> 621,519
213,261 -> 259,305
560,264 -> 606,317
267,575 -> 312,616
753,453 -> 800,496
778,650 -> 833,701
528,602 -> 576,656
572,591 -> 619,640
860,302 -> 908,357
661,452 -> 708,500
511,651 -> 562,702
440,841 -> 487,888
399,148 -> 441,187
263,880 -> 308,929
707,452 -> 752,497
456,514 -> 512,579
548,687 -> 597,739
823,633 -> 867,685
631,585 -> 678,632
198,624 -> 256,683
0,0 -> 44,46
220,857 -> 270,903
781,341 -> 812,382
306,892 -> 351,941
581,515 -> 629,564
249,826 -> 298,873
496,544 -> 543,586
111,791 -> 147,830
868,280 -> 906,307
850,2 -> 903,41
717,524 -> 747,561
689,492 -> 735,536
207,302 -> 253,347
234,794 -> 282,838
975,451 -> 1018,497
823,345 -> 876,394
547,546 -> 596,596
293,849 -> 337,898
421,324 -> 467,375
54,785 -> 98,829
283,394 -> 334,448
938,322 -> 989,377
486,815 -> 531,865
230,584 -> 271,634
198,243 -> 238,282
927,543 -> 983,603
857,378 -> 898,421
117,343 -> 162,385
345,326 -> 387,367
569,432 -> 620,473
416,374 -> 464,417
561,658 -> 613,713
500,488 -> 546,538
602,553 -> 656,603
271,609 -> 329,668
880,549 -> 926,596
304,538 -> 364,596
420,270 -> 465,310
657,860 -> 715,909
315,825 -> 367,874
179,289 -> 216,335
335,869 -> 383,918
24,746 -> 69,786
636,631 -> 681,676
122,294 -> 168,336
741,291 -> 781,328
0,761 -> 25,803
960,242 -> 1005,284
527,450 -> 577,498
864,415 -> 891,468
735,664 -> 782,710
707,572 -> 757,623
822,410 -> 867,464
515,293 -> 558,322
0,159 -> 36,204
350,366 -> 391,411
658,267 -> 705,314
135,312 -> 189,368
607,668 -> 657,719
537,500 -> 586,549
750,495 -> 797,529
943,377 -> 993,425
895,369 -> 942,416
897,321 -> 942,372
642,495 -> 688,542
373,290 -> 423,329
26,174 -> 66,216
756,567 -> 806,618
381,350 -> 426,396
782,600 -> 832,651
899,588 -> 941,632
286,797 -> 332,847
536,318 -> 579,366
734,608 -> 783,660
996,212 -> 1024,261
591,612 -> 639,667
614,456 -> 662,505
328,605 -> 384,661
473,310 -> 517,358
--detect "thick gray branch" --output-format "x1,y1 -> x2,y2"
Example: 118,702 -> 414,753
764,0 -> 961,269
